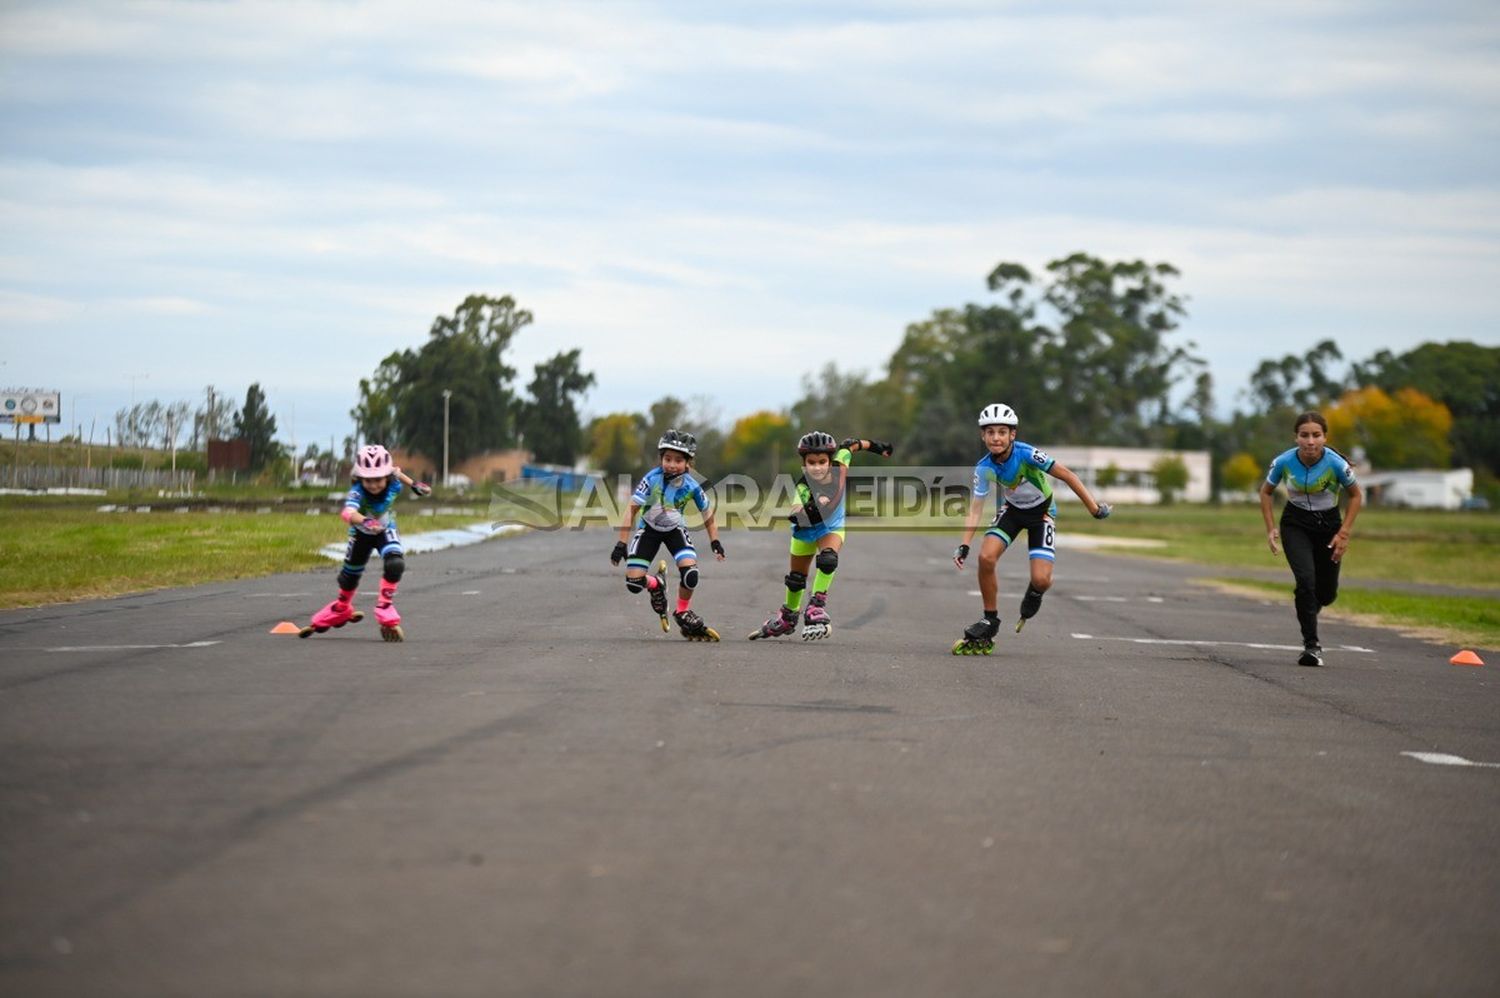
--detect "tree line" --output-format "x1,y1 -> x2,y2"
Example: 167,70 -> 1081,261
101,258 -> 1498,496
590,254 -> 1497,497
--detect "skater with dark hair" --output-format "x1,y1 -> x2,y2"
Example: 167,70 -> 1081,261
1259,410 -> 1363,667
611,429 -> 726,641
950,403 -> 1110,655
301,444 -> 430,641
748,431 -> 893,641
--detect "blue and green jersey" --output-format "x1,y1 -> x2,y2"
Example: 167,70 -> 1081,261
1265,448 -> 1356,512
972,442 -> 1056,512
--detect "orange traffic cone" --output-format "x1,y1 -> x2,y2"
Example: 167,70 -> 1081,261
1449,649 -> 1484,667
270,621 -> 301,635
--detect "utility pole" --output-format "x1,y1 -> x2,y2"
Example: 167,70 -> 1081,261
442,389 -> 452,487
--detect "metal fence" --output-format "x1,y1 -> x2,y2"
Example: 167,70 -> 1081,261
5,465 -> 197,491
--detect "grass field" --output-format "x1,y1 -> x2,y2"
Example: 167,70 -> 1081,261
1053,502 -> 1500,589
1,501 -> 491,608
1207,578 -> 1500,650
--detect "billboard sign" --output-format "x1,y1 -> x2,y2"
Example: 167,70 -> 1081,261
0,389 -> 62,425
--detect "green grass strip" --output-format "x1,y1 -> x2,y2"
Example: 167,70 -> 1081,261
1205,576 -> 1500,650
2,505 -> 493,608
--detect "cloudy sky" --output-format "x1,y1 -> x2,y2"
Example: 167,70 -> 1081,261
2,0 -> 1497,452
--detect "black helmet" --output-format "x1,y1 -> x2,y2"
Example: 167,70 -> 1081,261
796,430 -> 838,455
657,428 -> 697,459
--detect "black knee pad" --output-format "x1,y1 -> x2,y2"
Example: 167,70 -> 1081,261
337,569 -> 362,591
626,575 -> 647,594
382,554 -> 405,583
815,548 -> 839,575
681,565 -> 700,590
784,570 -> 807,592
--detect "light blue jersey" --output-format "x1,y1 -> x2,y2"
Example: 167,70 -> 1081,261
343,479 -> 404,534
632,466 -> 710,531
1265,448 -> 1357,512
972,441 -> 1057,513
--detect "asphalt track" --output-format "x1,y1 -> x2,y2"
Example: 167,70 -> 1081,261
2,526 -> 1497,997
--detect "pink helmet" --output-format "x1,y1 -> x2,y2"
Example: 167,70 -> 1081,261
355,444 -> 394,477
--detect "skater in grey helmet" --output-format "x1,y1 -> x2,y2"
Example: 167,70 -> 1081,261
951,404 -> 1110,654
748,430 -> 893,641
611,429 -> 726,641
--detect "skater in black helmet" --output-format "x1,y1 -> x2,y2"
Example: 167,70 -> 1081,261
748,430 -> 893,641
611,429 -> 726,641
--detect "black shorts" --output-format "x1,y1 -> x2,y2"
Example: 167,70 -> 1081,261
625,523 -> 696,569
984,503 -> 1056,562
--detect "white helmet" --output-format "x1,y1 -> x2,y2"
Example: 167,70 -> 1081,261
977,403 -> 1018,427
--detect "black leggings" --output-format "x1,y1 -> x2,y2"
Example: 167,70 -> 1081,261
1281,508 -> 1341,645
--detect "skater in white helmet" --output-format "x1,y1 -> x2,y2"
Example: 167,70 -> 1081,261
950,403 -> 1110,654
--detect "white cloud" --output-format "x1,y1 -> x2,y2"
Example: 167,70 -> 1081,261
0,290 -> 82,324
1,0 -> 1497,445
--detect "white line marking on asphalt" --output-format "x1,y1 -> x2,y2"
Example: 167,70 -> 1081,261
45,641 -> 222,653
462,590 -> 481,595
1069,634 -> 1376,654
245,593 -> 311,598
1402,751 -> 1500,769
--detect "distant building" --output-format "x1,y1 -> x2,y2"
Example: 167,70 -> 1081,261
1358,468 -> 1474,510
1045,446 -> 1213,504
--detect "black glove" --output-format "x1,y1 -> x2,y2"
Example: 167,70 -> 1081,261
869,439 -> 894,457
953,543 -> 970,569
789,503 -> 822,529
411,482 -> 432,497
710,539 -> 725,558
1093,503 -> 1112,520
610,540 -> 627,565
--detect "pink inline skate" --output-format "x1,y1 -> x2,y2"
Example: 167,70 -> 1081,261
373,582 -> 404,642
299,591 -> 363,638
801,592 -> 832,641
748,605 -> 799,641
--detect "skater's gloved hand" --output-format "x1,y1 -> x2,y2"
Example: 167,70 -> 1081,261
869,439 -> 894,457
358,517 -> 385,535
953,543 -> 970,569
610,540 -> 627,565
1092,502 -> 1112,520
412,482 -> 432,497
789,502 -> 822,528
710,539 -> 726,560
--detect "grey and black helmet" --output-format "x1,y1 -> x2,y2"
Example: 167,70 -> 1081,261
796,430 -> 838,455
657,428 -> 697,459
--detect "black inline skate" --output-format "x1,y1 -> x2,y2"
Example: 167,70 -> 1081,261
951,616 -> 1000,655
1015,585 -> 1045,633
648,559 -> 669,632
673,607 -> 720,642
